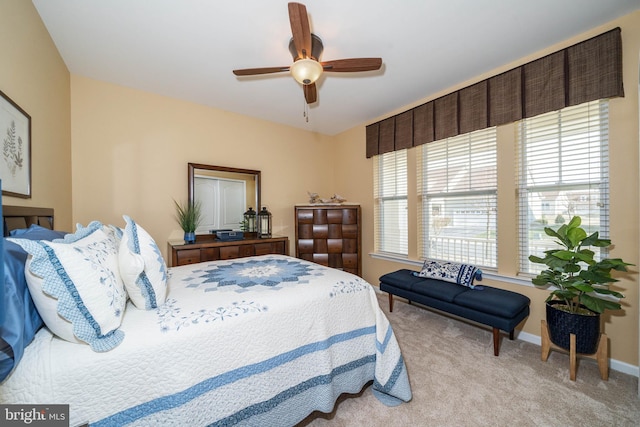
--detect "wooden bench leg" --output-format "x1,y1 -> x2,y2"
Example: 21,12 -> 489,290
388,293 -> 394,312
493,328 -> 500,356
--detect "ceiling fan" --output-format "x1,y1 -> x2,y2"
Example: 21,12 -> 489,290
232,2 -> 383,104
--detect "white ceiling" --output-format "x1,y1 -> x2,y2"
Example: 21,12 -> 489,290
32,0 -> 639,136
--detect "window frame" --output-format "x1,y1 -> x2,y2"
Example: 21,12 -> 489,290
417,127 -> 498,268
517,100 -> 610,275
373,149 -> 408,256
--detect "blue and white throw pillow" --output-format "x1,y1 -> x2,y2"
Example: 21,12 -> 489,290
9,221 -> 126,351
118,215 -> 167,310
418,259 -> 482,288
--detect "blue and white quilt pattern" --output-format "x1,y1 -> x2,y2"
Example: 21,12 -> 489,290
0,255 -> 411,426
188,256 -> 322,290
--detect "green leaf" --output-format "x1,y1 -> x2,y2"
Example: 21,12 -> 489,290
577,248 -> 595,259
528,255 -> 546,264
563,263 -> 581,274
551,289 -> 579,300
580,294 -> 621,313
572,283 -> 594,293
544,227 -> 565,244
566,227 -> 587,248
601,258 -> 634,271
579,295 -> 606,313
567,216 -> 581,229
581,231 -> 610,248
551,250 -> 577,261
531,277 -> 550,287
548,226 -> 575,248
579,270 -> 615,284
592,288 -> 625,298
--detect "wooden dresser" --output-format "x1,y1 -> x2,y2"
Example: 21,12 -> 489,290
294,204 -> 361,277
168,236 -> 289,267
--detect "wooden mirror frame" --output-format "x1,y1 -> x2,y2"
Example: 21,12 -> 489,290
187,163 -> 261,233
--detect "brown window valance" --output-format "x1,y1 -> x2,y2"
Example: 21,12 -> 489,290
366,27 -> 623,158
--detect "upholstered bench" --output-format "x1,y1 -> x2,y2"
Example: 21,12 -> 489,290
379,269 -> 530,356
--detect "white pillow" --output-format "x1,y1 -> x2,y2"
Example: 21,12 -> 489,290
118,215 -> 167,309
9,221 -> 126,351
418,259 -> 482,289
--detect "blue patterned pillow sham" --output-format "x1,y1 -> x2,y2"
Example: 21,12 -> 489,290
418,259 -> 482,288
9,221 -> 127,352
118,215 -> 167,310
1,225 -> 67,382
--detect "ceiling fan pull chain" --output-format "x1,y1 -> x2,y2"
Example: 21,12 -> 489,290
303,100 -> 309,122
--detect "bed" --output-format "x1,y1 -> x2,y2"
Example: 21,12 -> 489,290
0,206 -> 411,426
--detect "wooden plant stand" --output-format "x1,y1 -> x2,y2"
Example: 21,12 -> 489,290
540,320 -> 608,381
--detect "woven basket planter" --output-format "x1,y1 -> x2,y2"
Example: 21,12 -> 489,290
546,300 -> 600,354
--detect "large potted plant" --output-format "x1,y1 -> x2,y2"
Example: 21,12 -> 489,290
528,216 -> 633,354
174,199 -> 202,244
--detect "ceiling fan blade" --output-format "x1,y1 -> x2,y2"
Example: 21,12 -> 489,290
233,66 -> 290,76
288,2 -> 312,59
234,4 -> 382,106
322,58 -> 383,72
303,83 -> 317,104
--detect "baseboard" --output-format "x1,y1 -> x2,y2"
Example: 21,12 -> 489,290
516,330 -> 640,378
375,289 -> 640,378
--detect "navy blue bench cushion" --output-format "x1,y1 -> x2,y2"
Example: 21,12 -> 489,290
379,269 -> 467,303
379,268 -> 531,356
380,268 -> 530,319
453,286 -> 530,319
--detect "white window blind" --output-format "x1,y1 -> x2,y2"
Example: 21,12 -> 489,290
418,128 -> 497,267
374,150 -> 408,255
518,100 -> 609,274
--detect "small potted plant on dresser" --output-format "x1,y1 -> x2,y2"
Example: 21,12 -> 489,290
174,199 -> 202,244
528,216 -> 634,354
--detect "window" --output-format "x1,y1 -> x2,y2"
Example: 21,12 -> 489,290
418,128 -> 497,267
374,150 -> 408,255
518,100 -> 609,274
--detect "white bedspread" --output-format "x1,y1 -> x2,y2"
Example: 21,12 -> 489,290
0,255 -> 411,426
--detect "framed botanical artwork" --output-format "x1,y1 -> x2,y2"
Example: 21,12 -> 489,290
0,89 -> 31,198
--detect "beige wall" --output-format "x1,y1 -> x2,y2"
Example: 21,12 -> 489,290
70,75 -> 336,257
0,0 -> 72,228
335,11 -> 640,367
3,1 -> 639,367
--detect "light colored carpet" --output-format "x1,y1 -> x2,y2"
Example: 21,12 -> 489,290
299,291 -> 640,427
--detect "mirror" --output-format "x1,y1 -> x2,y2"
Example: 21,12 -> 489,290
188,163 -> 261,234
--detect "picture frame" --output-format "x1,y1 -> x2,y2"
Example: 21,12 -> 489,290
0,89 -> 31,198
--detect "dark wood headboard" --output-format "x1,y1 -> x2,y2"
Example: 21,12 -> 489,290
2,205 -> 54,237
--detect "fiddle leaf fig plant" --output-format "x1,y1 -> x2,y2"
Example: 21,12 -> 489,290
528,216 -> 633,314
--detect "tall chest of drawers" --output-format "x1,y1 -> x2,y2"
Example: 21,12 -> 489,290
294,204 -> 361,277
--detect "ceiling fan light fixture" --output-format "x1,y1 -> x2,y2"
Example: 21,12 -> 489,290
290,58 -> 323,85
232,3 -> 382,105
